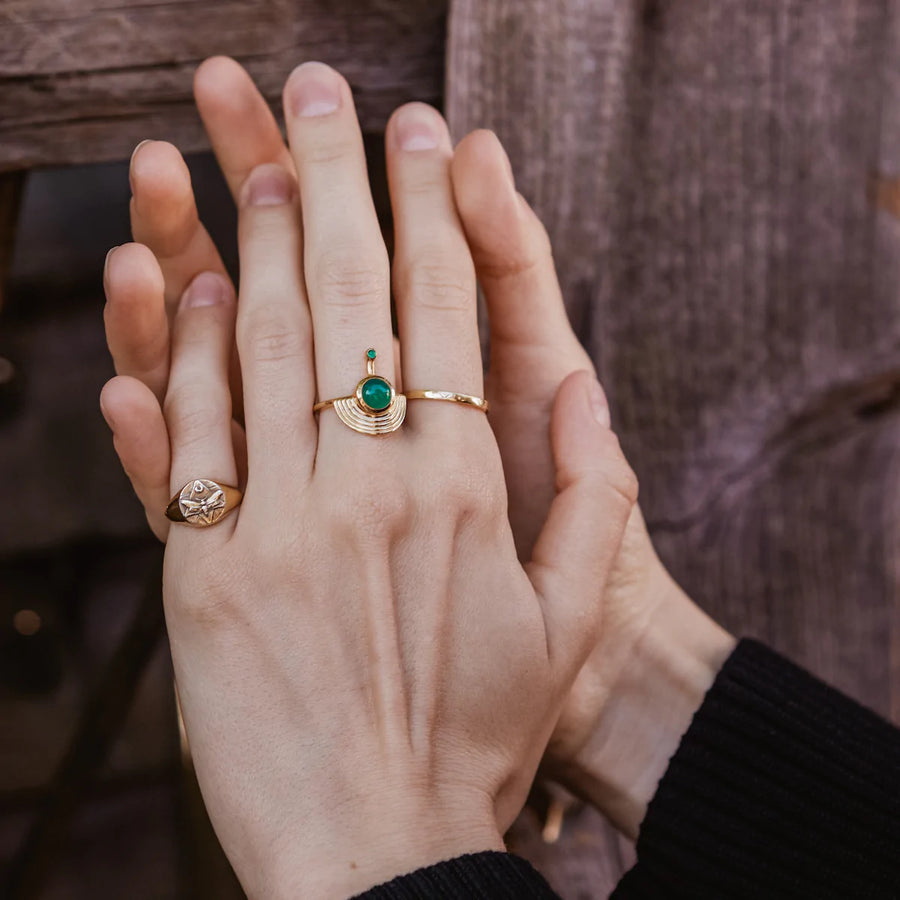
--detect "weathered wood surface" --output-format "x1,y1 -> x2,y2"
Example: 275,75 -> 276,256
448,0 -> 900,896
0,0 -> 446,172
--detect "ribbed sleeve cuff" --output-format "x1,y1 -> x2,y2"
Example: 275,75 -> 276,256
612,638 -> 900,899
353,851 -> 559,899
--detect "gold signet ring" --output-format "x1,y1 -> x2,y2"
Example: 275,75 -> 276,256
165,479 -> 243,527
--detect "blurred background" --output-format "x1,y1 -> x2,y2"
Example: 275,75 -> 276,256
2,1 -> 898,898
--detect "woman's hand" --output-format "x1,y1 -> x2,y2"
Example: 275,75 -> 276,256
102,57 -> 733,841
102,62 -> 636,897
448,133 -> 736,837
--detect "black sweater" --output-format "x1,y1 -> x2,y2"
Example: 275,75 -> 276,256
357,639 -> 900,899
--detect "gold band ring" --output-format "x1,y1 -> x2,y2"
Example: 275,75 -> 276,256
166,479 -> 243,527
313,350 -> 488,435
405,390 -> 489,412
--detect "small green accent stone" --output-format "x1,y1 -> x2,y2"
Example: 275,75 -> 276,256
366,348 -> 377,360
360,376 -> 391,411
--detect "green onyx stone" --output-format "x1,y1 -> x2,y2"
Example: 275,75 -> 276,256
360,376 -> 392,411
366,348 -> 377,360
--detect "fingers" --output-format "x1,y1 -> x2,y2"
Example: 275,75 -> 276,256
450,130 -> 590,383
194,56 -> 296,201
282,62 -> 393,405
386,103 -> 482,409
164,273 -> 238,530
528,371 -> 638,677
103,243 -> 170,400
235,164 -> 317,479
100,375 -> 172,541
129,140 -> 231,312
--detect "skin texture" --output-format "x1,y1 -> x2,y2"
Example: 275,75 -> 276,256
102,62 -> 638,898
102,56 -> 735,851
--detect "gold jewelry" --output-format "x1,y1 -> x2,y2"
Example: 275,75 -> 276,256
404,390 -> 489,413
313,350 -> 489,434
166,478 -> 243,527
314,348 -> 407,435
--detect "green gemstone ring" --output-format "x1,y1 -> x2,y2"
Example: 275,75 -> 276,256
313,349 -> 407,435
314,348 -> 489,435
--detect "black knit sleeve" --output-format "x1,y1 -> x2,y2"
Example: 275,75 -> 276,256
352,851 -> 560,899
611,638 -> 900,899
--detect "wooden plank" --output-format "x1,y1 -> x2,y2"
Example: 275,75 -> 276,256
0,0 -> 447,171
447,0 -> 898,894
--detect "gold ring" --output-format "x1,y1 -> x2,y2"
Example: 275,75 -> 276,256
314,348 -> 407,435
405,390 -> 488,412
166,478 -> 243,527
313,350 -> 489,435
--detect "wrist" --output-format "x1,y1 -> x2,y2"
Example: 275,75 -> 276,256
551,571 -> 735,839
248,786 -> 505,900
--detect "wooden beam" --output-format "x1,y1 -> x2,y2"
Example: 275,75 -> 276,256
0,0 -> 447,171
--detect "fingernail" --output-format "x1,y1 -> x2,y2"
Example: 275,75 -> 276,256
242,164 -> 294,207
288,62 -> 342,117
180,272 -> 230,309
103,246 -> 118,279
129,139 -> 153,192
588,377 -> 611,427
394,104 -> 440,151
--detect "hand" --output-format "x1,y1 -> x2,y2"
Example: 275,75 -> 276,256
102,57 -> 733,840
102,62 -> 637,897
449,132 -> 736,837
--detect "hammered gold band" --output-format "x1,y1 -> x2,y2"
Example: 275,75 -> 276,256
404,390 -> 489,412
166,479 -> 243,527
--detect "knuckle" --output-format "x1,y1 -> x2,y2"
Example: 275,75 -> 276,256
616,463 -> 640,506
312,250 -> 388,309
401,260 -> 474,313
239,311 -> 305,364
172,588 -> 240,627
165,387 -> 226,445
331,472 -> 414,537
400,171 -> 447,197
477,249 -> 541,283
475,216 -> 552,283
301,137 -> 359,167
166,552 -> 242,624
591,457 -> 639,513
438,456 -> 504,520
603,433 -> 640,506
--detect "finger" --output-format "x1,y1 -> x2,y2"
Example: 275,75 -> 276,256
282,62 -> 393,406
129,140 -> 231,312
236,164 -> 316,479
393,336 -> 402,391
450,130 -> 590,383
129,140 -> 245,422
528,371 -> 638,677
100,375 -> 171,541
386,103 -> 482,414
194,56 -> 296,201
164,273 -> 238,534
103,243 -> 170,400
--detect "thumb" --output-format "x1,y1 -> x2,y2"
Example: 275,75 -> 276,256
528,371 -> 638,676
